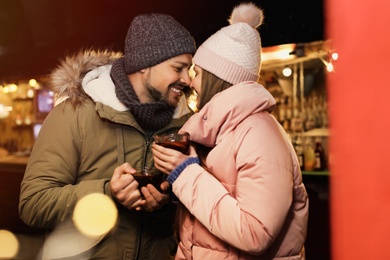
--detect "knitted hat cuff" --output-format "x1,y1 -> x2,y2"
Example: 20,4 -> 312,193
124,14 -> 196,74
125,35 -> 196,74
193,46 -> 259,85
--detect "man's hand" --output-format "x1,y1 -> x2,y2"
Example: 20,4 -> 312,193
110,163 -> 142,210
138,181 -> 171,212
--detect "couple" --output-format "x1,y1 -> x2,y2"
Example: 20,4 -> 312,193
19,2 -> 308,260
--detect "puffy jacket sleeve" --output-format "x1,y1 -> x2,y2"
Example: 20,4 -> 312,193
172,117 -> 294,254
19,101 -> 110,229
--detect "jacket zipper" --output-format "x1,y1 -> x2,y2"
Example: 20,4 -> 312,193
143,139 -> 150,168
136,137 -> 151,260
135,213 -> 143,260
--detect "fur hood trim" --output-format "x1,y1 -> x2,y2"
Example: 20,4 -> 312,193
50,49 -> 123,107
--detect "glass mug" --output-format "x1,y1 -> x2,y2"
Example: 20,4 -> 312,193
154,133 -> 190,155
132,167 -> 164,191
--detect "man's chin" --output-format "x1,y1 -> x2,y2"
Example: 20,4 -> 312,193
166,95 -> 181,108
161,98 -> 178,109
167,101 -> 178,109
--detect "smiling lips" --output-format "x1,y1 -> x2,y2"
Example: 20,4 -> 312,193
171,87 -> 181,93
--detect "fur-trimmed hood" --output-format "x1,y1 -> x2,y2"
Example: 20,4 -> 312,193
49,49 -> 122,107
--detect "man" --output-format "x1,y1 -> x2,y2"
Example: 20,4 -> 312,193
19,13 -> 196,259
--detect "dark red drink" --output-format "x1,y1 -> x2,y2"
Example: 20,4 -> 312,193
133,174 -> 163,190
132,168 -> 164,191
159,141 -> 189,154
154,133 -> 190,155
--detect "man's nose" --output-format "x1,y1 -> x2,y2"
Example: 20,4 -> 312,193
180,72 -> 191,86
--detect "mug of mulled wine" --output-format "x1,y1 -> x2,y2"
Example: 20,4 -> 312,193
154,133 -> 190,155
132,167 -> 164,191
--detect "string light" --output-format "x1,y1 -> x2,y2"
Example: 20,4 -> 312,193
320,56 -> 335,72
29,79 -> 37,87
3,86 -> 9,94
326,62 -> 334,72
282,66 -> 292,77
9,84 -> 18,93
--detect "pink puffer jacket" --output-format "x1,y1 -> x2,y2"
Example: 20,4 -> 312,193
174,82 -> 309,259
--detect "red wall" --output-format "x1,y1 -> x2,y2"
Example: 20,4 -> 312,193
326,0 -> 390,259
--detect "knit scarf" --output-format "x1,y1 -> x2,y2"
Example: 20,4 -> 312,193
110,58 -> 174,134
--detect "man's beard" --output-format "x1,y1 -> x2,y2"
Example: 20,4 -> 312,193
146,84 -> 168,105
145,71 -> 185,108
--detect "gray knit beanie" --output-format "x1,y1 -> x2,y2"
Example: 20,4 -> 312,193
124,13 -> 196,73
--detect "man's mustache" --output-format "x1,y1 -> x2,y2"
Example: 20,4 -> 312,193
170,81 -> 187,89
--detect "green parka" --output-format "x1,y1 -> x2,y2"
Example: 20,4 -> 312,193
19,50 -> 193,259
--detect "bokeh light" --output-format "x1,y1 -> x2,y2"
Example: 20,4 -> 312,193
73,193 -> 118,238
8,84 -> 17,93
282,67 -> 292,77
331,52 -> 338,60
0,230 -> 19,259
29,79 -> 37,87
2,86 -> 9,94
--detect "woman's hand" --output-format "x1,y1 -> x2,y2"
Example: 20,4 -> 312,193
152,143 -> 197,175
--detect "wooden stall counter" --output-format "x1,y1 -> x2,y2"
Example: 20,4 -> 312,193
0,154 -> 29,169
0,155 -> 43,234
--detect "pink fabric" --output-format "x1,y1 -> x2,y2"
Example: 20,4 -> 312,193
175,82 -> 308,259
193,46 -> 259,85
192,18 -> 262,85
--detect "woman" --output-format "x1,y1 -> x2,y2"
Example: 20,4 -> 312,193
152,3 -> 308,259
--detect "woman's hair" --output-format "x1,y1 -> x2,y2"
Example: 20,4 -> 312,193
196,68 -> 232,180
196,69 -> 232,110
173,69 -> 232,240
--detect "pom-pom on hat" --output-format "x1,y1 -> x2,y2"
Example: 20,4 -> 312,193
124,14 -> 196,74
193,3 -> 264,85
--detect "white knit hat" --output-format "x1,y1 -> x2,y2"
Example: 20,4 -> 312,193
193,2 -> 264,85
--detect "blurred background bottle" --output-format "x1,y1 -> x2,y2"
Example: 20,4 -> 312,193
304,137 -> 315,171
314,137 -> 326,171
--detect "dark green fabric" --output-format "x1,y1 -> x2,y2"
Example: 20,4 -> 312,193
19,98 -> 192,259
